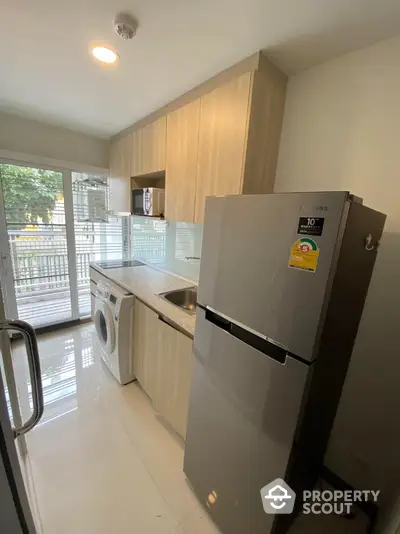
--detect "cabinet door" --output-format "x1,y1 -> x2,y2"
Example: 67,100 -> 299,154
130,129 -> 142,178
194,72 -> 252,223
141,116 -> 167,175
153,319 -> 193,439
133,300 -> 159,398
109,134 -> 132,213
165,100 -> 200,222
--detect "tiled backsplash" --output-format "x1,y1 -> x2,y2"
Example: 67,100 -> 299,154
130,216 -> 203,283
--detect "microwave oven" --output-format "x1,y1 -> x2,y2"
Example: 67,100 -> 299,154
131,188 -> 165,217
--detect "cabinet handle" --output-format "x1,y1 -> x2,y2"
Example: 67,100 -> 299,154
157,314 -> 193,339
158,314 -> 176,328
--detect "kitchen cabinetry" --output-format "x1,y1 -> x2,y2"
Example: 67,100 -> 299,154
129,116 -> 167,178
241,58 -> 288,197
130,129 -> 142,178
194,72 -> 252,223
132,299 -> 193,439
109,133 -> 132,213
140,116 -> 166,175
165,99 -> 200,222
133,299 -> 159,399
110,52 -> 287,222
152,317 -> 193,440
194,58 -> 287,223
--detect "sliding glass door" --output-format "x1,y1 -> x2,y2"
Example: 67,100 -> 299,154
0,163 -> 72,327
71,171 -> 130,317
0,161 -> 129,329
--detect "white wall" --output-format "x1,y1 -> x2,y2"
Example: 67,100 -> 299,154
0,112 -> 109,170
275,35 -> 400,505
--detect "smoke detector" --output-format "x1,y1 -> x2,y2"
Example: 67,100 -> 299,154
114,12 -> 138,40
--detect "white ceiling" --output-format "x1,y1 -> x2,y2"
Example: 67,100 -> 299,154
1,0 -> 400,138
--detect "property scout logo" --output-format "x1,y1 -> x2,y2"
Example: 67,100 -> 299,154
261,479 -> 380,516
261,479 -> 296,514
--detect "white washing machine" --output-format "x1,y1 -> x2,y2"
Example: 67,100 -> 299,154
91,269 -> 135,385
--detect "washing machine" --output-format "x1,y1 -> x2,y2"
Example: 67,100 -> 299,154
92,270 -> 135,385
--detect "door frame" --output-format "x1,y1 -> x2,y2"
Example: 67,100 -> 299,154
0,355 -> 37,534
63,169 -> 79,319
0,180 -> 17,319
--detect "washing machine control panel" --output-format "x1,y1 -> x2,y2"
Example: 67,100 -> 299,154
109,293 -> 123,321
95,280 -> 130,323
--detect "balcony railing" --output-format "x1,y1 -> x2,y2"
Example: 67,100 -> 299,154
8,230 -> 94,325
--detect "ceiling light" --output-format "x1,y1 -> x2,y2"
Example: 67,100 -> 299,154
91,46 -> 119,64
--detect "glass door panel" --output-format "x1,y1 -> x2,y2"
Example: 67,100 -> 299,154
0,284 -> 42,532
72,172 -> 129,317
0,163 -> 72,328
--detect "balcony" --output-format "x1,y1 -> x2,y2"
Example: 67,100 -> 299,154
8,221 -> 128,328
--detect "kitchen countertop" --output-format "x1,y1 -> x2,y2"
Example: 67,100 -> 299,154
90,263 -> 197,338
141,258 -> 200,286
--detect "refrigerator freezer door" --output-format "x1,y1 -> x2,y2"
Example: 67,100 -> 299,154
198,192 -> 349,361
184,307 -> 310,534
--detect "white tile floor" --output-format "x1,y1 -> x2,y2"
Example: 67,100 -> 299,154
12,324 -> 370,534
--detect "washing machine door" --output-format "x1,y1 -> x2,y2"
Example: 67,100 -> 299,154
94,299 -> 115,355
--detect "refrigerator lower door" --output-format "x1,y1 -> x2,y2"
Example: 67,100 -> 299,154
198,192 -> 349,362
184,307 -> 310,534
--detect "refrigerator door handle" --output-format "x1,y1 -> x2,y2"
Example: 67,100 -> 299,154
0,320 -> 44,438
203,306 -> 289,365
204,308 -> 232,333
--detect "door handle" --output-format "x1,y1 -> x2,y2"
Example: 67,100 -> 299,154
0,320 -> 44,438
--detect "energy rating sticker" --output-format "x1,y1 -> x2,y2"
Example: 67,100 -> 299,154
288,238 -> 320,273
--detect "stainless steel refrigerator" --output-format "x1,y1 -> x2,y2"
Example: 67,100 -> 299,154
184,191 -> 386,534
0,284 -> 44,533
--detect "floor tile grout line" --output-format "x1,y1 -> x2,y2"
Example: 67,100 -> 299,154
102,383 -> 183,530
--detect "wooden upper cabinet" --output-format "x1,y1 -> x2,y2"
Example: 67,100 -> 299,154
109,133 -> 132,213
130,129 -> 142,177
111,53 -> 287,220
194,72 -> 253,224
165,99 -> 200,222
109,138 -> 120,180
129,116 -> 167,177
242,58 -> 287,195
140,116 -> 166,175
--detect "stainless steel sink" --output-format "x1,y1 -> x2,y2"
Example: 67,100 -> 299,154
159,287 -> 197,314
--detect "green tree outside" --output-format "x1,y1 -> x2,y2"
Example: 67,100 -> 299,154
0,164 -> 63,223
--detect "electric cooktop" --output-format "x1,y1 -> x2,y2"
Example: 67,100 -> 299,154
96,260 -> 145,269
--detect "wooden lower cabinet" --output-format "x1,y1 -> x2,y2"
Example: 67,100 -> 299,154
133,299 -> 194,440
132,299 -> 159,398
152,318 -> 193,440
